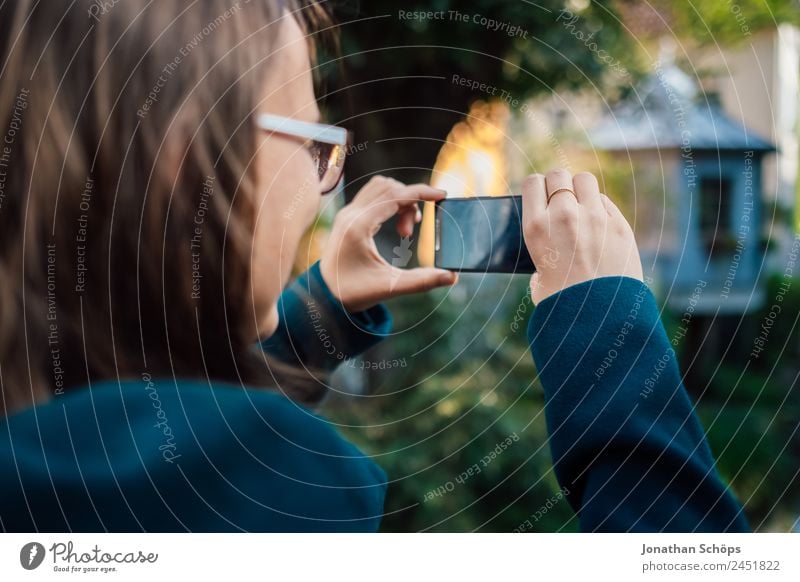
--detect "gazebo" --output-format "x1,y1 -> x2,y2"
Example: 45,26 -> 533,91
590,63 -> 775,315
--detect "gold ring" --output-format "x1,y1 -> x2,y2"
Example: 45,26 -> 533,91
546,187 -> 576,204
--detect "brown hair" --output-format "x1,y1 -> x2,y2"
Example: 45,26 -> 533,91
0,0 -> 331,414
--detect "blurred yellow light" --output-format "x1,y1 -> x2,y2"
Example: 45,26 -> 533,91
418,100 -> 510,267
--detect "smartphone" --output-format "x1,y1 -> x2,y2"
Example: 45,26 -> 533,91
434,195 -> 535,274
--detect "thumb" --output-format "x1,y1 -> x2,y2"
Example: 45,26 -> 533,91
389,267 -> 457,296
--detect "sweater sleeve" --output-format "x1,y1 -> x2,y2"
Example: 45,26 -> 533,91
528,276 -> 749,532
260,261 -> 392,372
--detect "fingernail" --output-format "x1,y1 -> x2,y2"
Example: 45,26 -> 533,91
438,270 -> 457,285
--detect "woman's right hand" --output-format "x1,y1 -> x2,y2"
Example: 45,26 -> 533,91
521,169 -> 644,305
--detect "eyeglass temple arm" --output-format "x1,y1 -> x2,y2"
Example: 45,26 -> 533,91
255,113 -> 348,146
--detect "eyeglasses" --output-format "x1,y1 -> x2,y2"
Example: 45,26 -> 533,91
255,113 -> 350,194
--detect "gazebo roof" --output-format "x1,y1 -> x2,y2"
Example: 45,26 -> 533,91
590,64 -> 775,153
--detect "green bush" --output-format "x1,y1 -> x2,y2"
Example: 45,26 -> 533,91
325,278 -> 579,531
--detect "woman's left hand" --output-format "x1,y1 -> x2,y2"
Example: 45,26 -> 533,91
320,176 -> 458,312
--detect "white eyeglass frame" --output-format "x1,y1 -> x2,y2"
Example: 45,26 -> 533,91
255,113 -> 348,145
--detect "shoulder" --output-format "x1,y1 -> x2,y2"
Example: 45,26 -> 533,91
0,379 -> 387,531
175,380 -> 379,462
173,380 -> 388,530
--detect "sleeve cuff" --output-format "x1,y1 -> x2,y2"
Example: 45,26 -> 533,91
305,261 -> 393,355
528,276 -> 657,362
261,262 -> 393,371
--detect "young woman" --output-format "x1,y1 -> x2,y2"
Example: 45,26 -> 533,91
0,0 -> 747,532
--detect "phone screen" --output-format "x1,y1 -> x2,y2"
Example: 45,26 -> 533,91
434,195 -> 535,274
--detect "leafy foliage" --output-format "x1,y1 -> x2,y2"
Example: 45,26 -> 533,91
324,278 -> 579,531
321,0 -> 639,188
664,0 -> 800,45
319,0 -> 800,531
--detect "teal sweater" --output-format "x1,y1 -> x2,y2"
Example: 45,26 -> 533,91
529,277 -> 747,532
0,265 -> 747,532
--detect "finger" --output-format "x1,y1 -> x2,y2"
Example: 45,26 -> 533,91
356,198 -> 402,231
396,204 -> 417,238
361,184 -> 446,230
392,183 -> 448,205
572,171 -> 603,209
349,175 -> 398,208
389,267 -> 457,296
600,193 -> 625,220
544,169 -> 578,211
522,173 -> 547,219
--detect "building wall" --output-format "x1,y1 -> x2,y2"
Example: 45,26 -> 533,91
696,26 -> 799,211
